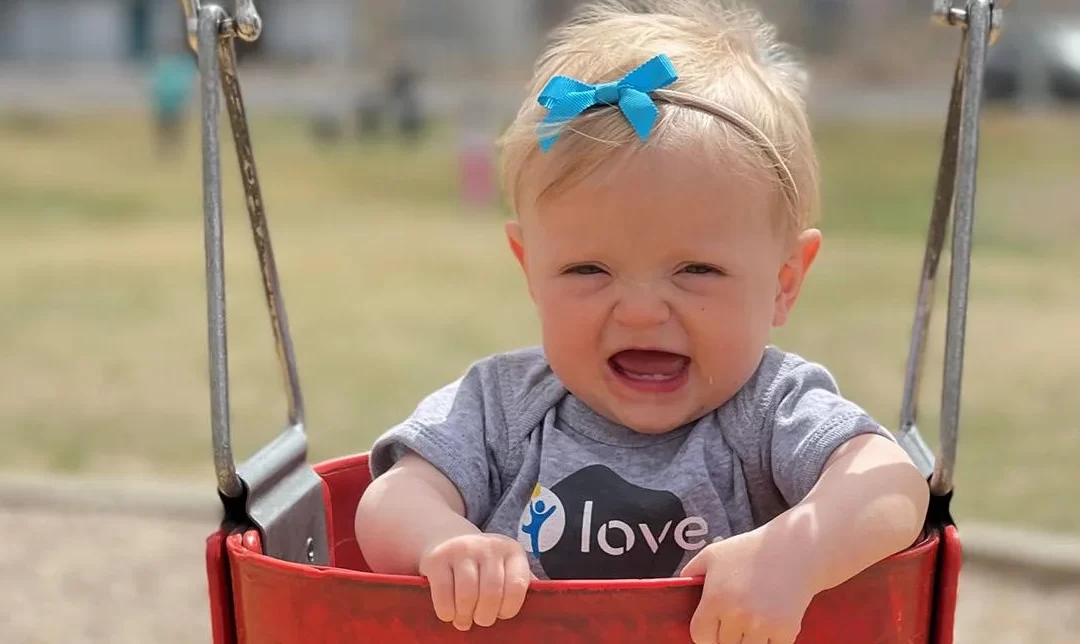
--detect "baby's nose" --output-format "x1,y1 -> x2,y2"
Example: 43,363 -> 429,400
612,281 -> 671,328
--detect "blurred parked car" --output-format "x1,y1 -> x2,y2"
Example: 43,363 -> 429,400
985,17 -> 1080,103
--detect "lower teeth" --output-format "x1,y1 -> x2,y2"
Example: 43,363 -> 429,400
625,372 -> 673,381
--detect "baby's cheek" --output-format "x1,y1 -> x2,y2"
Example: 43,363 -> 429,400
539,296 -> 604,342
691,332 -> 759,395
536,295 -> 580,331
545,328 -> 594,372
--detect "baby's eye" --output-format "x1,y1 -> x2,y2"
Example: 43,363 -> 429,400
680,263 -> 724,276
563,264 -> 608,276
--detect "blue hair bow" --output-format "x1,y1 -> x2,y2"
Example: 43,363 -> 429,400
537,54 -> 678,152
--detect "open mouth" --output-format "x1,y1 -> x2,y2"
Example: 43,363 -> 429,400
607,349 -> 691,393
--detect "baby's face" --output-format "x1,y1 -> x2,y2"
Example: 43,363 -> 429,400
508,147 -> 820,434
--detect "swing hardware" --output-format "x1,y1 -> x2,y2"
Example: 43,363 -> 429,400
190,0 -> 328,567
933,0 -> 1006,43
897,0 -> 996,500
181,1 -> 262,53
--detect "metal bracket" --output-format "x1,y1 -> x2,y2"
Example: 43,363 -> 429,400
896,425 -> 936,481
238,425 -> 329,565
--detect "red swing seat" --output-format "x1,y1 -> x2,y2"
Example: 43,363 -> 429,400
205,453 -> 962,644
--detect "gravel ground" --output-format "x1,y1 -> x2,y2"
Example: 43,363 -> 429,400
2,508 -> 1078,644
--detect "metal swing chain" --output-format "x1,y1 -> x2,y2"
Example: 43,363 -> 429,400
186,0 -> 328,567
897,0 -> 1000,499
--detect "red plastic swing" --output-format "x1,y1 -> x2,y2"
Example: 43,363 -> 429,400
190,1 -> 1000,641
206,453 -> 959,643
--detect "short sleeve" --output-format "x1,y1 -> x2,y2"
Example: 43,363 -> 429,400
369,362 -> 508,526
764,359 -> 895,506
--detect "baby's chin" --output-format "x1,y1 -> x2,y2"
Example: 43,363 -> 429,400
608,402 -> 711,435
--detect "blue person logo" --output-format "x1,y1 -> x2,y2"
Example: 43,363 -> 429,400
517,483 -> 566,555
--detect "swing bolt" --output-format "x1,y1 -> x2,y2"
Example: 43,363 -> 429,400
232,0 -> 263,43
932,0 -> 1006,40
932,0 -> 968,26
180,1 -> 262,52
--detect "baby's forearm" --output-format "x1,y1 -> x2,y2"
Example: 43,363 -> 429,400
356,455 -> 480,575
766,434 -> 929,593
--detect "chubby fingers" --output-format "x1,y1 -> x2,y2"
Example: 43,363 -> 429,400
421,536 -> 534,631
452,559 -> 481,631
499,548 -> 532,620
422,561 -> 457,625
690,594 -> 724,643
716,617 -> 747,644
472,556 -> 505,628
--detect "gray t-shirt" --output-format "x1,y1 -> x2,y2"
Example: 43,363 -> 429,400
369,345 -> 892,581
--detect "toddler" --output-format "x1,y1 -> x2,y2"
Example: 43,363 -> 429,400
356,2 -> 929,643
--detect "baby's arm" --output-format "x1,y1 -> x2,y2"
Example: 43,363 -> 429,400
769,433 -> 929,592
682,434 -> 927,644
356,452 -> 531,631
356,452 -> 479,573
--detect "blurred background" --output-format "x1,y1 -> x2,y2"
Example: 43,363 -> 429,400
1,1 -> 1078,642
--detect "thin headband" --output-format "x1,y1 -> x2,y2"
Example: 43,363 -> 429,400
537,54 -> 800,213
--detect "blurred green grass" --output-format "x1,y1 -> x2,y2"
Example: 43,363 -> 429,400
0,108 -> 1077,533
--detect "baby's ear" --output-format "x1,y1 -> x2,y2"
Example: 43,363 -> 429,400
773,229 -> 822,327
505,220 -> 539,302
505,220 -> 526,270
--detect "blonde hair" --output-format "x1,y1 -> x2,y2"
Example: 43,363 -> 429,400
497,0 -> 820,234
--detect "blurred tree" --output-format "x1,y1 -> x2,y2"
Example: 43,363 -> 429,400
802,0 -> 851,55
536,0 -> 582,31
350,1 -> 425,143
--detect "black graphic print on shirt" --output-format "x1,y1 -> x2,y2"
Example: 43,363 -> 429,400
516,465 -> 712,579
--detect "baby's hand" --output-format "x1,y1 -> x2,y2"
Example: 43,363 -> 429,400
418,533 -> 532,632
680,531 -> 816,644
